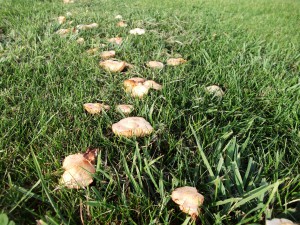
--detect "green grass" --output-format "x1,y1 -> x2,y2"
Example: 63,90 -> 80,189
0,0 -> 299,224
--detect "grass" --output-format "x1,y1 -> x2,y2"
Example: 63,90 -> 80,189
0,0 -> 299,224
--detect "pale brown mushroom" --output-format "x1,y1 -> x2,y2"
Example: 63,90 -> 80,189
171,186 -> 204,219
63,0 -> 74,3
115,15 -> 123,20
86,47 -> 99,54
60,148 -> 98,189
117,21 -> 127,27
76,23 -> 98,30
124,78 -> 162,98
112,117 -> 153,137
266,218 -> 296,225
57,16 -> 66,25
99,60 -> 126,72
116,104 -> 134,115
129,28 -> 145,35
143,80 -> 163,90
147,61 -> 164,69
100,50 -> 116,60
76,37 -> 84,44
83,103 -> 110,114
108,37 -> 123,45
167,58 -> 187,66
205,85 -> 224,97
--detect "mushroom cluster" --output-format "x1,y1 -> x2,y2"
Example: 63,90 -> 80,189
124,77 -> 162,98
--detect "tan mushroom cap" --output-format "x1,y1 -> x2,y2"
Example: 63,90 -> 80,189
112,117 -> 153,137
205,85 -> 224,97
108,37 -> 123,45
64,0 -> 74,3
83,103 -> 110,114
171,186 -> 204,219
147,61 -> 164,69
115,15 -> 123,20
266,218 -> 296,225
129,28 -> 146,35
86,47 -> 99,54
116,104 -> 134,115
117,21 -> 127,27
56,28 -> 77,36
143,80 -> 163,90
57,16 -> 66,24
76,37 -> 84,44
167,58 -> 187,66
124,77 -> 146,91
61,149 -> 97,189
100,50 -> 116,60
99,60 -> 126,72
76,23 -> 98,30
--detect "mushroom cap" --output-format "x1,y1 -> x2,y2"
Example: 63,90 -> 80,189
76,23 -> 98,30
61,152 -> 96,189
100,50 -> 116,60
57,16 -> 66,24
131,84 -> 150,98
147,61 -> 164,69
117,21 -> 127,27
266,218 -> 296,225
116,104 -> 134,114
86,47 -> 99,54
108,37 -> 123,45
55,28 -> 70,36
83,103 -> 110,114
171,186 -> 204,219
167,58 -> 187,66
76,37 -> 85,44
115,15 -> 122,19
129,28 -> 146,35
143,80 -> 163,90
112,117 -> 154,137
99,60 -> 126,72
124,77 -> 146,91
205,85 -> 224,97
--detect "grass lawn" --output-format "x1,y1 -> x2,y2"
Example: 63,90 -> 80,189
0,0 -> 299,224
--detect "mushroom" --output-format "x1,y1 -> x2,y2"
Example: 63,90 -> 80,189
86,47 -> 99,54
147,61 -> 164,69
63,0 -> 74,3
83,103 -> 110,114
56,28 -> 78,37
266,218 -> 297,225
115,15 -> 123,20
117,21 -> 127,27
100,50 -> 116,60
108,37 -> 123,45
99,60 -> 126,72
129,28 -> 145,35
66,12 -> 72,17
76,37 -> 85,44
116,104 -> 134,115
112,117 -> 153,137
57,16 -> 66,24
167,58 -> 187,66
171,186 -> 204,219
60,148 -> 98,189
124,77 -> 162,98
76,23 -> 98,30
205,85 -> 224,97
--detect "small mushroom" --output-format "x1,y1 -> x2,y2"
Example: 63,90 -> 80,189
143,80 -> 163,90
205,85 -> 224,97
167,58 -> 187,66
86,47 -> 99,54
100,50 -> 116,60
130,28 -> 146,35
76,23 -> 98,30
266,218 -> 296,225
55,28 -> 78,37
108,37 -> 123,45
76,37 -> 84,44
117,21 -> 127,27
147,61 -> 164,69
115,15 -> 122,19
171,186 -> 204,219
83,103 -> 110,114
112,117 -> 153,137
116,104 -> 134,115
63,0 -> 74,3
57,16 -> 66,24
60,148 -> 98,189
99,60 -> 126,72
66,12 -> 72,17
